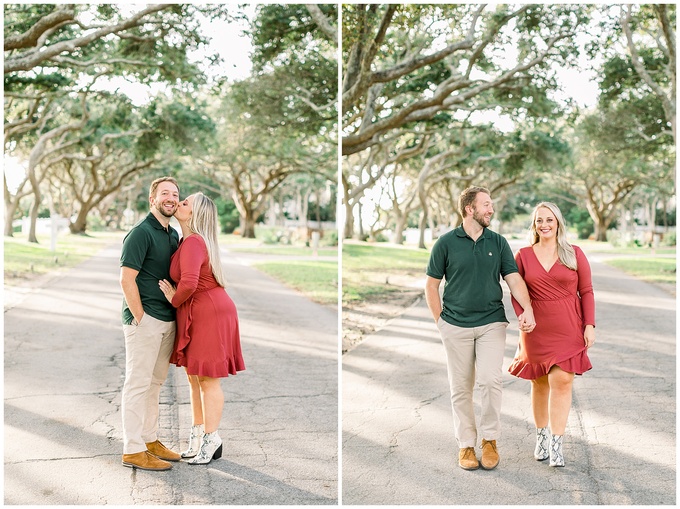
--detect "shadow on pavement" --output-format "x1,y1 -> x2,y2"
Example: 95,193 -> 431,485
342,260 -> 676,505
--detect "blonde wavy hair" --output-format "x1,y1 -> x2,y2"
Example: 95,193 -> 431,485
188,192 -> 227,287
529,202 -> 577,271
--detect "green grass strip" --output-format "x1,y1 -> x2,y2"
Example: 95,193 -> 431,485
342,243 -> 430,271
229,246 -> 337,256
5,232 -> 123,278
604,257 -> 676,285
342,242 -> 430,304
251,260 -> 338,306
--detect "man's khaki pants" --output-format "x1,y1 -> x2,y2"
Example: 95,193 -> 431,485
121,314 -> 176,454
437,319 -> 508,449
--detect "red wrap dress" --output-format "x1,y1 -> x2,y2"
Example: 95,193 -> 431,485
169,234 -> 245,378
508,245 -> 594,379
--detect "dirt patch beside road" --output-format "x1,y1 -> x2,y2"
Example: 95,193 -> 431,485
342,283 -> 423,354
651,281 -> 676,296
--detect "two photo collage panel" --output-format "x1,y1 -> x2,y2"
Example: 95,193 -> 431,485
4,2 -> 676,506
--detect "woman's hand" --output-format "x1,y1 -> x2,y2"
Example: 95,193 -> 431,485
518,311 -> 536,333
584,325 -> 596,349
159,279 -> 176,303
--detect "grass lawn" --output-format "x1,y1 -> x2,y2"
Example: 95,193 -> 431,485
217,234 -> 262,246
342,242 -> 430,304
5,231 -> 124,279
578,241 -> 676,286
604,257 -> 676,285
577,239 -> 676,256
251,260 -> 338,306
222,233 -> 338,304
229,245 -> 337,256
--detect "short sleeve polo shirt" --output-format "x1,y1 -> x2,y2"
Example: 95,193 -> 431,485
426,226 -> 518,328
120,212 -> 179,324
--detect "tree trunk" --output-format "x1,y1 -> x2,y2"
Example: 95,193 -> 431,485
302,188 -> 312,227
343,199 -> 354,239
4,198 -> 19,237
662,197 -> 669,231
647,198 -> 658,236
4,175 -> 19,237
27,190 -> 41,243
591,209 -> 613,242
418,209 -> 428,249
393,213 -> 407,245
594,224 -> 608,242
417,185 -> 429,249
619,203 -> 628,244
427,215 -> 436,237
356,201 -> 364,240
266,195 -> 276,226
451,211 -> 462,230
278,192 -> 285,227
314,189 -> 322,227
342,175 -> 354,238
240,208 -> 257,238
112,200 -> 126,230
69,206 -> 89,234
584,183 -> 635,243
21,97 -> 87,242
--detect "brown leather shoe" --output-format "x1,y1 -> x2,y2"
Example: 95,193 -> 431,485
146,440 -> 181,462
122,451 -> 172,471
481,439 -> 500,470
458,447 -> 480,470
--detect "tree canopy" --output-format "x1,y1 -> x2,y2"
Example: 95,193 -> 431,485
4,4 -> 338,241
342,3 -> 676,245
342,4 -> 588,156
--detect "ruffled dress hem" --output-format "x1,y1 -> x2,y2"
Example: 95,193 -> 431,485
172,355 -> 245,378
508,348 -> 592,380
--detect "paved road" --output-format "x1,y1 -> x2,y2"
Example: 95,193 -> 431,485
5,242 -> 338,504
342,254 -> 676,505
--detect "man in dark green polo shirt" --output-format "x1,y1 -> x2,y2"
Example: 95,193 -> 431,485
119,176 -> 181,471
425,186 -> 535,472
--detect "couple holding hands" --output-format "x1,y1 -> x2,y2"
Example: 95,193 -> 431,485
425,186 -> 595,470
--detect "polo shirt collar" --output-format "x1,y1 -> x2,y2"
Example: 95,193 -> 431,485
146,212 -> 169,231
455,225 -> 489,240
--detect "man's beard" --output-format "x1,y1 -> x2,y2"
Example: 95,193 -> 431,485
155,200 -> 177,218
472,208 -> 491,228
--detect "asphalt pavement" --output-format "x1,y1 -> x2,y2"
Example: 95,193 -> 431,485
4,241 -> 338,504
342,250 -> 676,505
4,237 -> 675,505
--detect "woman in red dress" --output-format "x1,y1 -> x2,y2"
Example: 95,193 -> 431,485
508,202 -> 595,467
159,192 -> 245,465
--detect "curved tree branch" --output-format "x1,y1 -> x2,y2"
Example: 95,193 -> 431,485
306,4 -> 337,46
4,6 -> 76,51
4,4 -> 168,73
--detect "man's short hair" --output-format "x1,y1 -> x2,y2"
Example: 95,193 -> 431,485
459,186 -> 491,218
149,176 -> 179,198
